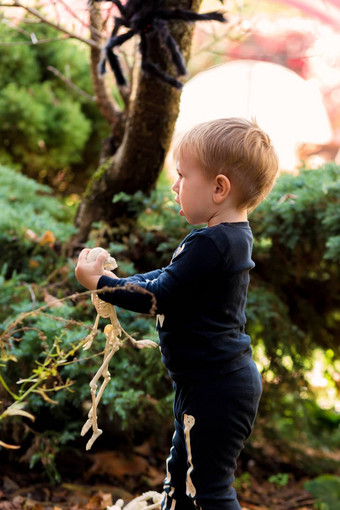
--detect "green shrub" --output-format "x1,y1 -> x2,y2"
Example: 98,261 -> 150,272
305,475 -> 340,510
0,82 -> 90,174
251,162 -> 339,262
0,164 -> 76,277
0,283 -> 170,480
249,162 -> 340,363
1,163 -> 339,482
0,19 -> 109,191
246,163 -> 340,473
0,169 -> 170,479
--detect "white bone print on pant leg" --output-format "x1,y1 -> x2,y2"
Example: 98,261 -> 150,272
164,432 -> 176,498
183,414 -> 196,498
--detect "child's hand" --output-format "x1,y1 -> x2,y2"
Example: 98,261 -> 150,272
75,248 -> 117,290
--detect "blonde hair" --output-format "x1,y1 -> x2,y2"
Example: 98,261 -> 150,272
174,118 -> 279,211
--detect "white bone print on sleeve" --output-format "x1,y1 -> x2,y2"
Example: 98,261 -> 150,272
174,243 -> 185,259
156,314 -> 165,328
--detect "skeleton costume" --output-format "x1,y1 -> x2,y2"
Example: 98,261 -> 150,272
98,222 -> 262,510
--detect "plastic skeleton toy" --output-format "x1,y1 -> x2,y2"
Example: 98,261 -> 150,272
97,0 -> 226,89
81,247 -> 157,450
108,491 -> 163,510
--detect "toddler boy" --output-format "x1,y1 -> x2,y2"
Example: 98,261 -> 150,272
75,118 -> 279,509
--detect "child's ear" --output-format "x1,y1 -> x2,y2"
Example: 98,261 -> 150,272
213,174 -> 231,204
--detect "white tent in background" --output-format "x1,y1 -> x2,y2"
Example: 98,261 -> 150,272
174,60 -> 332,171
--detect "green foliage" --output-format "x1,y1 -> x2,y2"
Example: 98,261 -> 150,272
0,20 -> 109,190
0,169 -> 170,479
251,162 -> 340,262
0,164 -> 76,276
244,163 -> 340,473
0,28 -> 40,87
251,379 -> 340,474
1,163 -> 339,482
0,80 -> 91,170
27,427 -> 80,484
268,472 -> 290,488
0,280 -> 169,481
304,475 -> 340,510
249,163 -> 340,367
234,472 -> 251,491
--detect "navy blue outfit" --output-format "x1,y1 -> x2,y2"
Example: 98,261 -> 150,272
97,222 -> 262,510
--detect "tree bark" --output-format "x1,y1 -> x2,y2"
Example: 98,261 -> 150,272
73,0 -> 201,245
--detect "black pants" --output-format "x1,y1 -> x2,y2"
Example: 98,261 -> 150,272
161,361 -> 262,510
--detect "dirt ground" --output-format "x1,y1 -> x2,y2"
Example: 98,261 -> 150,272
0,446 -> 317,510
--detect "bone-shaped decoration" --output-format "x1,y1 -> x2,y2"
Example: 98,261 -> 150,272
81,323 -> 121,450
107,491 -> 163,510
86,246 -> 118,271
81,247 -> 157,450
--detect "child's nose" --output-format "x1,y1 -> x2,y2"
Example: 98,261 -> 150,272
172,178 -> 179,192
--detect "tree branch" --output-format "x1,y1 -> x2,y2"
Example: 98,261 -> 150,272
0,35 -> 71,45
47,66 -> 96,101
88,0 -> 121,125
0,1 -> 101,49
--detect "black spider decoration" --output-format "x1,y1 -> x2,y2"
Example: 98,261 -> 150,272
96,0 -> 226,89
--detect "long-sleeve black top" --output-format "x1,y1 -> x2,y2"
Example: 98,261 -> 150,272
97,222 -> 255,382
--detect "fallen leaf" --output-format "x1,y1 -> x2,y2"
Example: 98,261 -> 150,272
134,441 -> 152,457
29,259 -> 40,269
3,477 -> 19,491
85,492 -> 112,510
20,500 -> 43,510
39,230 -> 56,247
85,451 -> 163,487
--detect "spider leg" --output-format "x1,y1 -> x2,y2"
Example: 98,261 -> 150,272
111,16 -> 124,37
112,0 -> 126,16
142,59 -> 183,89
140,32 -> 183,89
156,9 -> 226,24
105,48 -> 127,86
99,29 -> 135,85
154,18 -> 186,76
105,29 -> 135,51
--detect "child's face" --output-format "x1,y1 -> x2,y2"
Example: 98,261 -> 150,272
172,151 -> 215,225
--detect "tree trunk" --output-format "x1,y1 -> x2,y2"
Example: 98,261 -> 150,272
73,0 -> 201,245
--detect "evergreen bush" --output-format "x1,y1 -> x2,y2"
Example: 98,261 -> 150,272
249,162 -> 340,365
0,163 -> 339,481
0,20 -> 109,192
0,164 -> 75,277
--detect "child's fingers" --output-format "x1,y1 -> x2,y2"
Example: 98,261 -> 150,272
95,251 -> 109,268
78,248 -> 91,262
